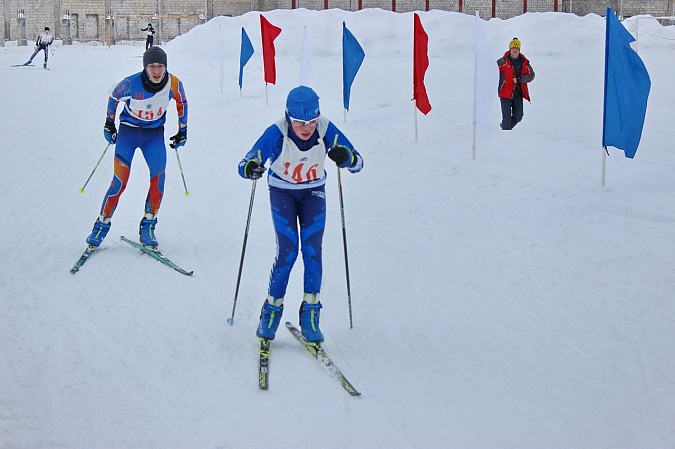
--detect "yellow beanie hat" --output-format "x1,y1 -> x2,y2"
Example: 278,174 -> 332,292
509,37 -> 521,50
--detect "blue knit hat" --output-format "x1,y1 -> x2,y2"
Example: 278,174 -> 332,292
286,86 -> 320,121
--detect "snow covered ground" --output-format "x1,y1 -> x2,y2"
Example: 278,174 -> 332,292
2,8 -> 675,449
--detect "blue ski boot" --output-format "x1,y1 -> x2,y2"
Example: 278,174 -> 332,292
139,215 -> 158,247
24,60 -> 32,66
299,299 -> 324,343
256,302 -> 284,340
86,217 -> 111,247
43,62 -> 48,69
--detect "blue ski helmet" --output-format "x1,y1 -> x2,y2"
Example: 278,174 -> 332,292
285,86 -> 320,121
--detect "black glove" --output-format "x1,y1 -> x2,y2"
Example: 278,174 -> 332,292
103,119 -> 117,144
328,145 -> 354,167
244,159 -> 266,180
170,129 -> 187,149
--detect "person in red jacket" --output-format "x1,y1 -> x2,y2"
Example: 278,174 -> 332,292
497,38 -> 535,130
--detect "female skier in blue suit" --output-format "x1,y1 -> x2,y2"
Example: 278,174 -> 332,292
238,86 -> 363,343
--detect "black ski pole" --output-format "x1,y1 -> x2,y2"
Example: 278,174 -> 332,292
228,153 -> 261,325
336,164 -> 354,329
331,135 -> 354,329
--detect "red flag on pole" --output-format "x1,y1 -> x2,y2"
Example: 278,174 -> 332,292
413,13 -> 431,115
260,15 -> 282,84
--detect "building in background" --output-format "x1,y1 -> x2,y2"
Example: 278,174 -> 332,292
1,0 -> 673,46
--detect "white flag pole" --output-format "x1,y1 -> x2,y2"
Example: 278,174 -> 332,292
472,45 -> 478,160
472,124 -> 477,160
471,11 -> 495,158
219,24 -> 225,94
299,25 -> 313,85
472,14 -> 478,160
414,102 -> 418,142
601,147 -> 607,187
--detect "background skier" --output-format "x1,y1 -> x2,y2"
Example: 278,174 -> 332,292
141,23 -> 155,50
24,26 -> 54,69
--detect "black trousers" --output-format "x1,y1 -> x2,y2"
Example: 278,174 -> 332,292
145,36 -> 154,50
500,96 -> 524,130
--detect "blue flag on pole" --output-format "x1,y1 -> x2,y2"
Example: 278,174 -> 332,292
602,7 -> 650,158
239,27 -> 254,90
342,22 -> 365,111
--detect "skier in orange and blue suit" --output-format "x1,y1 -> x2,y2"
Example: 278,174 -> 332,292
84,46 -> 188,249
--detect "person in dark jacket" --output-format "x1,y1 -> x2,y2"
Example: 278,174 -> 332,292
497,38 -> 535,130
141,23 -> 155,50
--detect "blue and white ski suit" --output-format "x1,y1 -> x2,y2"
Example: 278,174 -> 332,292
28,31 -> 54,64
238,116 -> 363,300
